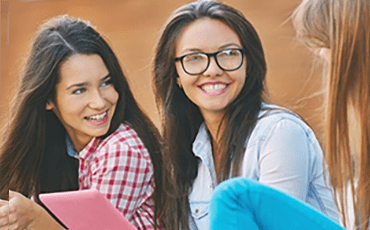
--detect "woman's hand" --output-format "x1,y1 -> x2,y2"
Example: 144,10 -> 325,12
0,198 -> 10,230
0,190 -> 39,230
0,191 -> 66,230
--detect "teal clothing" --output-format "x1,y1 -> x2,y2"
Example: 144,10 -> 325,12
209,178 -> 345,230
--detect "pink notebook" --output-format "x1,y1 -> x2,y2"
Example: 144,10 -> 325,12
39,189 -> 136,230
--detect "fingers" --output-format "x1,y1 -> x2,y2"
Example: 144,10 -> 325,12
0,206 -> 8,219
0,224 -> 10,230
0,200 -> 7,207
0,203 -> 9,229
0,200 -> 9,217
0,192 -> 18,229
0,202 -> 20,230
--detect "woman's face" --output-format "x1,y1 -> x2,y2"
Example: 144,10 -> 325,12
175,18 -> 246,120
47,54 -> 119,151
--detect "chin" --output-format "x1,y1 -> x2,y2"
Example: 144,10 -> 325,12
91,127 -> 110,138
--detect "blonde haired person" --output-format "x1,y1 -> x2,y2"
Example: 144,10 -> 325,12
209,0 -> 369,229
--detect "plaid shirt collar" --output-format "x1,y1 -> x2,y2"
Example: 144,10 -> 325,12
78,137 -> 101,160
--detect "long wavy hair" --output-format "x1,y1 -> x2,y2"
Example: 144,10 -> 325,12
0,15 -> 163,226
293,0 -> 370,229
153,1 -> 267,228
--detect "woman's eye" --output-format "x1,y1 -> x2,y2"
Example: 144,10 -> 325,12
184,54 -> 205,63
72,88 -> 85,95
221,49 -> 239,56
101,78 -> 112,87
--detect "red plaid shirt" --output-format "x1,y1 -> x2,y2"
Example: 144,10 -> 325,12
78,123 -> 156,229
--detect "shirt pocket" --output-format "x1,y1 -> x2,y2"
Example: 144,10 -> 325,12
189,200 -> 209,222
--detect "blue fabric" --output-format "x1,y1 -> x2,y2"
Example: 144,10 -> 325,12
209,178 -> 345,230
188,104 -> 339,230
66,135 -> 78,158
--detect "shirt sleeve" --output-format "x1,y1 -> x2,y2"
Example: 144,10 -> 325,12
89,141 -> 155,229
258,118 -> 311,201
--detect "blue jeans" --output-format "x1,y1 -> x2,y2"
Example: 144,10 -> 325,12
209,178 -> 345,230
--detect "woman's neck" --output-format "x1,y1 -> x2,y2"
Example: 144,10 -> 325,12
202,111 -> 225,143
67,133 -> 93,153
202,112 -> 225,171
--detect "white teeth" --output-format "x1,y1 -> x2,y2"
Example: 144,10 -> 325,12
86,112 -> 106,121
202,84 -> 227,93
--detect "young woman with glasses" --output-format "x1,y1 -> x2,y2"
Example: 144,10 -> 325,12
209,0 -> 370,229
153,1 -> 338,229
0,15 -> 163,230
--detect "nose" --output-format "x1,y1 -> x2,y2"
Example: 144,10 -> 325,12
88,89 -> 106,109
203,56 -> 223,77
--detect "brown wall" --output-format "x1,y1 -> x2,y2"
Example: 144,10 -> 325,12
0,0 -> 325,140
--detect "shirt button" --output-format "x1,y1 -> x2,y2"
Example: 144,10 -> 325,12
195,209 -> 199,214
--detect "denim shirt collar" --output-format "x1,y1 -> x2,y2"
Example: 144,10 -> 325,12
192,123 -> 218,185
191,103 -> 273,185
66,135 -> 78,158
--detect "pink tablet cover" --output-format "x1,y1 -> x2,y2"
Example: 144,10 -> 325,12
39,189 -> 136,230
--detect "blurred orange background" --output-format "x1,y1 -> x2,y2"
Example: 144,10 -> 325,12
0,0 -> 325,140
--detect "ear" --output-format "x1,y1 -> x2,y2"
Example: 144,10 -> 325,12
176,78 -> 182,88
46,100 -> 55,110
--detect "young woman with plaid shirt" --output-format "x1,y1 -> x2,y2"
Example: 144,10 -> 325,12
0,15 -> 163,230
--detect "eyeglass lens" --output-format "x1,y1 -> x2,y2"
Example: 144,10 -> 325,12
181,49 -> 243,75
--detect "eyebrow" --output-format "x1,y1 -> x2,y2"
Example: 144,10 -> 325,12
66,73 -> 111,90
219,43 -> 241,49
100,74 -> 111,82
180,43 -> 242,54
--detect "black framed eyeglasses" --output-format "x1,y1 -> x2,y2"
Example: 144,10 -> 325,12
175,48 -> 244,75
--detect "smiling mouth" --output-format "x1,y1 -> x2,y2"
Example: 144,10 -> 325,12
200,83 -> 229,94
84,111 -> 108,121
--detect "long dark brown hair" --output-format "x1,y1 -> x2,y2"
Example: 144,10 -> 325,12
0,15 -> 163,226
293,0 -> 370,229
153,1 -> 267,228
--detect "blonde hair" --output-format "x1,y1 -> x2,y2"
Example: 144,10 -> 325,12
292,0 -> 370,229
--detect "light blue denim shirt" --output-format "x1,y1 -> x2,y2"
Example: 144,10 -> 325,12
188,104 -> 339,230
66,135 -> 78,158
